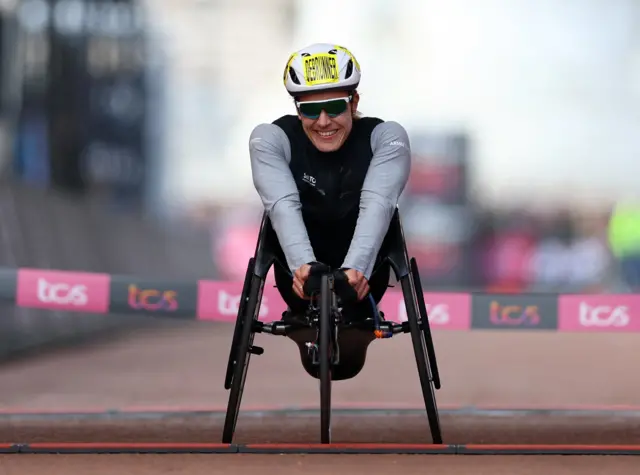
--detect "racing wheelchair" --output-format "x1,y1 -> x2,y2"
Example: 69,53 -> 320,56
222,207 -> 442,444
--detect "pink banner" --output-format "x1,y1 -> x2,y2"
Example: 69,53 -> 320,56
197,281 -> 287,322
379,291 -> 471,330
558,294 -> 640,332
197,280 -> 470,330
16,268 -> 110,313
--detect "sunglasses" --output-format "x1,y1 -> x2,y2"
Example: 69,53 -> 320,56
296,96 -> 351,120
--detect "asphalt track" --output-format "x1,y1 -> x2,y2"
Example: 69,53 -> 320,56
2,322 -> 640,473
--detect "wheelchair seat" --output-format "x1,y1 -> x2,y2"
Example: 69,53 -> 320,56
286,321 -> 376,380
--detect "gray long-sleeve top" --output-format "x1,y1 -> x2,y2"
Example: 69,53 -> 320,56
249,120 -> 411,279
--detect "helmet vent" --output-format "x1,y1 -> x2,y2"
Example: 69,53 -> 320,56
345,60 -> 354,79
289,67 -> 301,85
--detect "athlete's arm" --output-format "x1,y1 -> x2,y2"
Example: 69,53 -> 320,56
249,123 -> 316,274
341,121 -> 412,279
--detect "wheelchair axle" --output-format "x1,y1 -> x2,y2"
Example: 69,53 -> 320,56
253,319 -> 411,337
248,345 -> 264,355
255,321 -> 289,336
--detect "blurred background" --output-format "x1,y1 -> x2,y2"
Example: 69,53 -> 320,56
0,0 -> 639,358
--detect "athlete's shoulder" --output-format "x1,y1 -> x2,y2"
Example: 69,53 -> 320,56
369,120 -> 411,153
355,116 -> 409,137
371,119 -> 409,136
249,119 -> 292,154
249,115 -> 298,139
271,114 -> 302,132
353,115 -> 385,132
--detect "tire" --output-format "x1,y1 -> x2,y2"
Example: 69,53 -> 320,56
401,274 -> 443,444
319,273 -> 333,444
410,257 -> 441,390
224,258 -> 255,390
222,274 -> 264,444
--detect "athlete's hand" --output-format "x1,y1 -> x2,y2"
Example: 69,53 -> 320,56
293,264 -> 311,300
343,268 -> 369,301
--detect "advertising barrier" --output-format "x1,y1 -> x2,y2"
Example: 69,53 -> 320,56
470,294 -> 559,330
16,269 -> 111,313
110,279 -> 199,318
558,294 -> 640,332
4,265 -> 640,331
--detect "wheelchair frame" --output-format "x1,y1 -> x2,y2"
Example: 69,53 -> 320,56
221,207 -> 443,445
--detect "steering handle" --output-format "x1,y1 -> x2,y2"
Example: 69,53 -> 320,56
302,263 -> 358,305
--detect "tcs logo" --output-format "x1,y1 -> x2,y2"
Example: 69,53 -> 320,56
128,284 -> 178,311
37,278 -> 88,306
489,301 -> 540,326
579,302 -> 629,327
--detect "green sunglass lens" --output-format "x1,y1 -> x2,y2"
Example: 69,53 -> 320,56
300,99 -> 348,119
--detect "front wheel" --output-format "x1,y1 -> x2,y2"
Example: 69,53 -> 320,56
319,273 -> 333,444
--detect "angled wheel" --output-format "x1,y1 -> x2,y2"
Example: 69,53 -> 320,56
222,273 -> 264,444
224,258 -> 255,390
400,273 -> 443,444
319,273 -> 333,444
410,257 -> 441,390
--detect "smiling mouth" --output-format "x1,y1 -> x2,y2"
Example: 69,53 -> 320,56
316,130 -> 338,139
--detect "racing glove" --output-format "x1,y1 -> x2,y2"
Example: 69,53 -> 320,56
302,261 -> 332,297
332,268 -> 359,305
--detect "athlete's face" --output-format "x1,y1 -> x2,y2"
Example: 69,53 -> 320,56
296,90 -> 359,153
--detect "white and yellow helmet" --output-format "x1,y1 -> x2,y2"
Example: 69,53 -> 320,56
283,43 -> 362,97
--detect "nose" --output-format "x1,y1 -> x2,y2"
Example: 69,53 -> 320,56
316,110 -> 331,127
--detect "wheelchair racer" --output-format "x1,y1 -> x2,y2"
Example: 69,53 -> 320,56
249,43 -> 411,323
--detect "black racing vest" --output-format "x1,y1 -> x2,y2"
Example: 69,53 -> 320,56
272,114 -> 384,268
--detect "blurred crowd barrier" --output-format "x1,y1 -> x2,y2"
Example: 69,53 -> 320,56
208,189 -> 617,295
0,178 -> 217,359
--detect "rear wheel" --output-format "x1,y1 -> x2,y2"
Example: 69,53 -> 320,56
400,273 -> 443,444
222,274 -> 264,444
224,258 -> 255,390
410,257 -> 441,390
